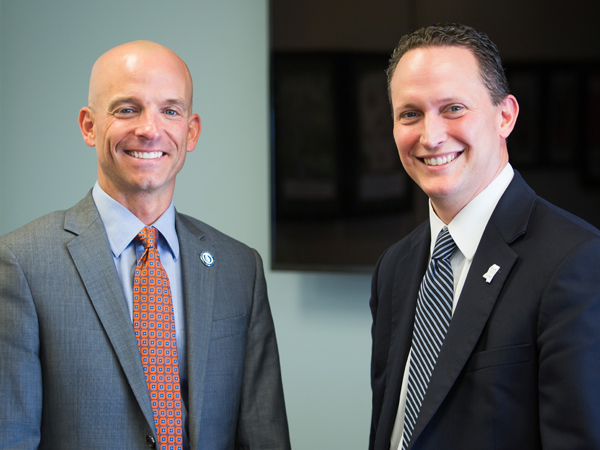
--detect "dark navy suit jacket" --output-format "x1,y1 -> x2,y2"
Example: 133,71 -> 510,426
370,172 -> 600,450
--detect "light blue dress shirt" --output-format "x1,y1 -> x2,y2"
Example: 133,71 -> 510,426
92,182 -> 189,448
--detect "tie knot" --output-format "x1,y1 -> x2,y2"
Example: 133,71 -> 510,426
431,227 -> 457,261
136,226 -> 159,250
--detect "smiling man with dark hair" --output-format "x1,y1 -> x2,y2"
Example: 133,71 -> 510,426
370,23 -> 600,450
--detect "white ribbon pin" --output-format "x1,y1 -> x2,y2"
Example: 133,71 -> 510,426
483,264 -> 500,283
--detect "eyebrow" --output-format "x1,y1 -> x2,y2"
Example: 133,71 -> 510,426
107,97 -> 138,112
393,97 -> 466,119
164,98 -> 189,112
398,97 -> 463,109
107,96 -> 189,113
436,97 -> 463,105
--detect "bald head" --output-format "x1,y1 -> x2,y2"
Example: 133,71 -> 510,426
78,40 -> 201,222
88,40 -> 193,111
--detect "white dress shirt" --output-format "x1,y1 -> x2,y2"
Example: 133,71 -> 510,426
390,164 -> 514,450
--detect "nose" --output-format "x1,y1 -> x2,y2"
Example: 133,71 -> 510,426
134,111 -> 161,141
420,115 -> 447,150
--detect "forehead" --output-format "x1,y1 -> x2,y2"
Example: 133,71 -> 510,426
391,46 -> 486,103
93,49 -> 192,106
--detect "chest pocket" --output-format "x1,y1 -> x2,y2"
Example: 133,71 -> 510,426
465,343 -> 531,372
210,313 -> 246,340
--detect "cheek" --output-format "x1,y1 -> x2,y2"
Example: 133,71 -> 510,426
445,116 -> 488,146
164,119 -> 188,136
393,126 -> 419,160
164,133 -> 187,152
444,119 -> 470,142
98,123 -> 121,149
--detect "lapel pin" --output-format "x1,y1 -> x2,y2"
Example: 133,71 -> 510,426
200,251 -> 215,267
483,264 -> 500,283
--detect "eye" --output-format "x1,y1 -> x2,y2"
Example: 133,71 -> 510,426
118,108 -> 134,114
165,109 -> 177,116
444,104 -> 466,117
398,111 -> 420,124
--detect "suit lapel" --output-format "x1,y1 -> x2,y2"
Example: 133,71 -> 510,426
65,193 -> 155,430
376,223 -> 430,449
407,226 -> 518,448
175,214 -> 217,448
407,172 -> 535,449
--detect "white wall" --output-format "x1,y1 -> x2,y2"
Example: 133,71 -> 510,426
0,1 -> 373,448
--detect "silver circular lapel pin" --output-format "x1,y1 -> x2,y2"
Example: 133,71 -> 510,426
200,251 -> 215,267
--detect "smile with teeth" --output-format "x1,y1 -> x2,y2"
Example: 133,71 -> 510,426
422,152 -> 461,166
127,151 -> 164,159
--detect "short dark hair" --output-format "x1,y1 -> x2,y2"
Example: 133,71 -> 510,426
387,23 -> 510,105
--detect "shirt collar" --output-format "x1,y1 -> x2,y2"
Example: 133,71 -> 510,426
91,181 -> 179,261
429,163 -> 514,261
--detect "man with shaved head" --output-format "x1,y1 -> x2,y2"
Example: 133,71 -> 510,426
0,41 -> 291,450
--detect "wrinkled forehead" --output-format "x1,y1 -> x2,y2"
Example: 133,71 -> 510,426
88,42 -> 193,108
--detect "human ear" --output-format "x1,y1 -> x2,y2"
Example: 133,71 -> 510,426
186,114 -> 201,152
78,107 -> 96,147
498,95 -> 519,139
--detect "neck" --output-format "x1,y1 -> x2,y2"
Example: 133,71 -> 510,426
98,182 -> 173,225
122,199 -> 170,225
432,161 -> 509,225
430,202 -> 453,225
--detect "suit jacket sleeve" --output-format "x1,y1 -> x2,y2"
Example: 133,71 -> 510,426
369,249 -> 386,450
235,249 -> 291,450
0,243 -> 42,450
538,238 -> 600,448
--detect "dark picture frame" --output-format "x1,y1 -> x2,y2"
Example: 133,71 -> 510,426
271,52 -> 415,271
271,54 -> 600,271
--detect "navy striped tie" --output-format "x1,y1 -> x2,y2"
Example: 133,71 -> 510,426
402,227 -> 456,449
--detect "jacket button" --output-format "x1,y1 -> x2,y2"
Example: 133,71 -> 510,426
146,435 -> 156,448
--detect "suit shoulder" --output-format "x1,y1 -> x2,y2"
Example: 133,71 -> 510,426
502,194 -> 600,274
376,220 -> 428,272
176,212 -> 257,258
532,196 -> 600,243
0,209 -> 69,248
496,173 -> 600,253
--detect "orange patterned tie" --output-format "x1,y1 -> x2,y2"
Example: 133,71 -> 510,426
133,226 -> 182,450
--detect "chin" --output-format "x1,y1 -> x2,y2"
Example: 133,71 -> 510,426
418,178 -> 459,198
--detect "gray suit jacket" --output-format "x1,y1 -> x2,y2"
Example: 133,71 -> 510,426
0,192 -> 291,450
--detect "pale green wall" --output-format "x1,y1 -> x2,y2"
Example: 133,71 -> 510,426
0,1 -> 373,448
